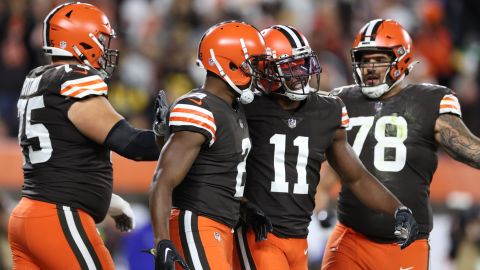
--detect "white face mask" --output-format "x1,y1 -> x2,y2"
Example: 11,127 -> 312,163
360,73 -> 405,99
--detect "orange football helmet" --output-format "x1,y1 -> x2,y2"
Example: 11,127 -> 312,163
351,19 -> 415,98
260,25 -> 321,101
43,2 -> 119,78
197,21 -> 269,104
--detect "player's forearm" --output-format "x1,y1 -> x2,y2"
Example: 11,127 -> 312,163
436,114 -> 480,169
348,171 -> 401,216
149,177 -> 173,245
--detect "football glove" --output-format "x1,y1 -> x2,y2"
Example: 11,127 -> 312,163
153,90 -> 169,137
394,206 -> 419,249
240,200 -> 273,242
108,193 -> 136,232
155,240 -> 190,270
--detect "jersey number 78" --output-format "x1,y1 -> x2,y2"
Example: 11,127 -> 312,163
348,115 -> 408,172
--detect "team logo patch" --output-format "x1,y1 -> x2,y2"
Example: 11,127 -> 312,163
287,118 -> 297,129
214,231 -> 221,241
60,41 -> 67,49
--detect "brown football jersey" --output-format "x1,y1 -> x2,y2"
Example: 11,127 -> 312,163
243,93 -> 348,238
169,89 -> 251,228
17,64 -> 112,223
333,83 -> 462,241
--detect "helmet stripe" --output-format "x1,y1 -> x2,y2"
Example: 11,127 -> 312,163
369,20 -> 384,41
287,26 -> 306,47
43,2 -> 75,47
272,25 -> 302,49
361,19 -> 383,42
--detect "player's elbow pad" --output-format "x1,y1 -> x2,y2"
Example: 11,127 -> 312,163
104,119 -> 159,161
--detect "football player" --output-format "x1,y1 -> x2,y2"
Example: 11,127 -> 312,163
8,3 -> 159,269
234,25 -> 418,270
322,19 -> 480,269
149,21 -> 270,270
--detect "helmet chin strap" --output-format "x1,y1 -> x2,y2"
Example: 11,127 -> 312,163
361,73 -> 405,99
361,84 -> 390,98
285,90 -> 308,101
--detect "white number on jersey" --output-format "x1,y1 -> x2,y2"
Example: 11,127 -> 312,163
348,115 -> 408,172
270,134 -> 309,194
235,138 -> 252,197
17,77 -> 53,164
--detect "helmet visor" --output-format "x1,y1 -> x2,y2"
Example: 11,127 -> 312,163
271,52 -> 321,95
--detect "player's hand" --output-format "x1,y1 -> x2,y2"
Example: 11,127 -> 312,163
394,206 -> 418,249
108,193 -> 136,232
317,209 -> 335,229
155,240 -> 190,270
153,90 -> 169,137
240,200 -> 273,242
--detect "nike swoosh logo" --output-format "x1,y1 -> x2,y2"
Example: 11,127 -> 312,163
188,98 -> 203,106
164,247 -> 171,263
400,267 -> 414,270
75,69 -> 88,75
304,248 -> 308,255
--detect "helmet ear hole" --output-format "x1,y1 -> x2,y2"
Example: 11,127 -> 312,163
229,62 -> 238,71
80,42 -> 92,50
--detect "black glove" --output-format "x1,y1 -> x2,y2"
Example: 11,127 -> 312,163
108,193 -> 135,232
154,240 -> 190,270
240,200 -> 273,242
153,90 -> 170,137
112,214 -> 134,232
394,206 -> 419,249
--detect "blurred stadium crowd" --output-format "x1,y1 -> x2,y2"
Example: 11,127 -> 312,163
0,0 -> 480,269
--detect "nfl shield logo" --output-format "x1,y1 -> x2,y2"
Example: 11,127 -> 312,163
238,119 -> 244,128
374,101 -> 383,112
288,118 -> 297,129
208,58 -> 215,66
214,231 -> 221,241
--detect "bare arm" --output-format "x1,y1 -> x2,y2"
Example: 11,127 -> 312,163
326,128 -> 402,216
68,96 -> 123,144
435,114 -> 480,169
313,164 -> 339,213
149,131 -> 204,245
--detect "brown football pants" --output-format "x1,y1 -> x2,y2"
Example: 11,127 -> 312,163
234,227 -> 308,270
321,222 -> 430,270
8,197 -> 114,270
169,209 -> 235,270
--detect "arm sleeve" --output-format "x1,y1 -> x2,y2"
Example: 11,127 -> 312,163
104,119 -> 159,161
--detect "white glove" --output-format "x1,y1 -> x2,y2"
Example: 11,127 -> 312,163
108,193 -> 136,232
